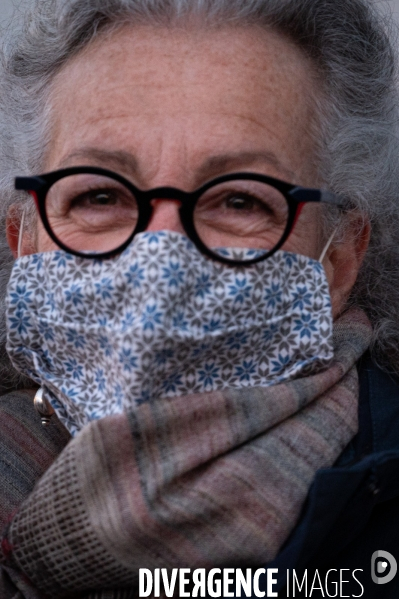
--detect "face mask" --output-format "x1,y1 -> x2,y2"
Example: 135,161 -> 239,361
6,231 -> 333,436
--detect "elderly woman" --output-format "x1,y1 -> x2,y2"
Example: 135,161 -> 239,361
0,0 -> 399,597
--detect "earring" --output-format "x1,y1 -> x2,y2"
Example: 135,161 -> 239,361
33,387 -> 55,426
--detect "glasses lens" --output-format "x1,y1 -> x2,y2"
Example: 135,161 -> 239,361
193,179 -> 289,262
44,173 -> 138,254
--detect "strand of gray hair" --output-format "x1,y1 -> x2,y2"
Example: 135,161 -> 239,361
0,0 -> 399,390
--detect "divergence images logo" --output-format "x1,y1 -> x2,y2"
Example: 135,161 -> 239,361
371,551 -> 398,585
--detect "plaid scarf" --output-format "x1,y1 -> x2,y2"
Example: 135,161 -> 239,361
1,308 -> 372,598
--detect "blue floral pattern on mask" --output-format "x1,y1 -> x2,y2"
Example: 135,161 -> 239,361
6,231 -> 333,436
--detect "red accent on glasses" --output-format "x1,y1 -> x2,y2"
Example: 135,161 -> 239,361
292,202 -> 305,230
29,191 -> 39,209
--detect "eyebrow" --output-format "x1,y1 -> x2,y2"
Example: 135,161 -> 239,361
197,151 -> 296,183
56,148 -> 296,186
57,149 -> 139,176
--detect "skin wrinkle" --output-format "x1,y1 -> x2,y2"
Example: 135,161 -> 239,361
46,27 -> 317,184
9,24 -> 370,317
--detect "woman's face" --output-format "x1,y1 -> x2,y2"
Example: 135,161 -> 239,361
14,24 -> 369,315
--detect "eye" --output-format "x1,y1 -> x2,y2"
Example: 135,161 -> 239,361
225,193 -> 274,215
226,195 -> 255,210
73,189 -> 119,207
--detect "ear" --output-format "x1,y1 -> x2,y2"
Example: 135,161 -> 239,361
322,213 -> 370,318
6,205 -> 35,258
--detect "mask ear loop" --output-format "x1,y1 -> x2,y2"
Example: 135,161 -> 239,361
318,226 -> 338,264
17,209 -> 26,259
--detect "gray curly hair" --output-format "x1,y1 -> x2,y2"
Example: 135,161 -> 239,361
0,0 -> 399,390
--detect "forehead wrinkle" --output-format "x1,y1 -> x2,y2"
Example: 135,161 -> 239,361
46,24 -> 318,188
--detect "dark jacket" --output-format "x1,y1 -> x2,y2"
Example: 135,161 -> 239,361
262,354 -> 399,598
1,354 -> 399,598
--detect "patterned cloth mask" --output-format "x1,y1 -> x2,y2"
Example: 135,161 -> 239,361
6,231 -> 333,436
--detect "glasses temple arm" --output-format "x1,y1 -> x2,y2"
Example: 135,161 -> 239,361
15,176 -> 47,192
290,186 -> 346,207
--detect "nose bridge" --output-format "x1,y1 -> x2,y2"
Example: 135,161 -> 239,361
145,186 -> 189,202
144,187 -> 188,234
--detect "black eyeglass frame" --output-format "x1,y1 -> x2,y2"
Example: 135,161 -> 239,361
15,166 -> 344,266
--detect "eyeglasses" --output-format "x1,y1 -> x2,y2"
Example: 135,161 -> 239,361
15,167 -> 343,265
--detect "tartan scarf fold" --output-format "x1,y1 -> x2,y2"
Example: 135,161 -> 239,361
2,308 -> 372,598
